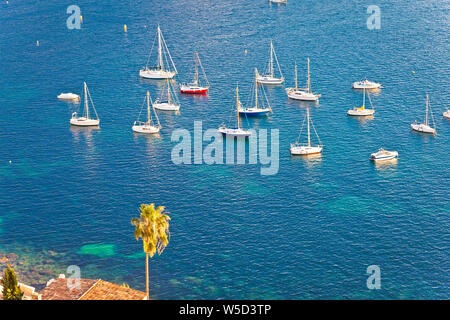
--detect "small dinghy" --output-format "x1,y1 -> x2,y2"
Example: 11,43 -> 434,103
290,107 -> 323,155
58,92 -> 80,101
132,91 -> 161,134
218,86 -> 252,137
370,148 -> 398,161
256,40 -> 284,85
180,52 -> 209,94
286,58 -> 320,102
239,68 -> 271,116
139,25 -> 177,80
270,0 -> 287,3
347,87 -> 375,116
153,78 -> 180,111
443,110 -> 450,120
352,79 -> 382,89
70,82 -> 100,127
411,95 -> 436,135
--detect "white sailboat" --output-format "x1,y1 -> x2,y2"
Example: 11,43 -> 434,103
411,95 -> 436,135
180,52 -> 209,94
352,78 -> 382,89
285,58 -> 320,101
153,78 -> 180,111
290,108 -> 323,155
70,82 -> 100,126
347,87 -> 375,116
256,40 -> 284,85
132,91 -> 161,134
239,68 -> 272,116
139,26 -> 177,80
219,86 -> 252,137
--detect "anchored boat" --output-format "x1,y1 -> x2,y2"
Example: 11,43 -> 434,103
411,95 -> 436,135
153,78 -> 180,111
218,86 -> 252,137
132,91 -> 161,134
286,58 -> 320,101
70,82 -> 100,127
256,40 -> 284,85
58,92 -> 80,101
370,148 -> 398,161
290,108 -> 322,155
180,52 -> 209,94
352,79 -> 382,89
347,87 -> 375,116
139,26 -> 177,80
443,109 -> 450,120
239,68 -> 272,116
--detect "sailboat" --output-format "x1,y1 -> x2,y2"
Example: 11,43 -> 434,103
290,108 -> 322,155
132,91 -> 161,134
180,52 -> 209,94
285,58 -> 320,101
139,26 -> 177,80
218,86 -> 252,137
411,95 -> 436,134
70,82 -> 100,126
256,40 -> 284,85
153,78 -> 180,111
352,78 -> 382,89
347,87 -> 375,116
270,0 -> 287,3
239,68 -> 272,116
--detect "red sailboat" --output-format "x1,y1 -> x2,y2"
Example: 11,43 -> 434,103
180,52 -> 210,94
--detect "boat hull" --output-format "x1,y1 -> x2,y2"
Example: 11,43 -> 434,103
347,109 -> 375,116
70,117 -> 100,126
256,76 -> 284,85
370,150 -> 398,161
411,123 -> 436,134
180,85 -> 209,94
153,102 -> 180,111
132,125 -> 160,134
290,145 -> 322,155
352,82 -> 382,89
139,69 -> 176,79
287,90 -> 320,101
218,127 -> 252,137
238,108 -> 270,116
443,111 -> 450,119
58,93 -> 80,101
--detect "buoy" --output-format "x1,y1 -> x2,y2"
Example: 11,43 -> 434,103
9,160 -> 12,164
244,49 -> 247,55
36,40 -> 39,46
412,71 -> 415,74
124,24 -> 127,32
80,15 -> 83,22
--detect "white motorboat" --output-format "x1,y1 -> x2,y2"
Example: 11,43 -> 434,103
153,78 -> 180,111
286,58 -> 320,101
370,148 -> 399,161
70,82 -> 100,127
443,110 -> 450,120
139,25 -> 177,80
352,79 -> 382,89
411,95 -> 436,135
239,68 -> 271,116
256,40 -> 284,85
58,92 -> 80,101
290,107 -> 323,155
347,87 -> 375,116
218,86 -> 252,137
132,91 -> 161,134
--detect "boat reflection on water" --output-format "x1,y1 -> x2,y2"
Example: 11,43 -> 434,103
355,115 -> 374,125
373,158 -> 398,176
291,152 -> 322,168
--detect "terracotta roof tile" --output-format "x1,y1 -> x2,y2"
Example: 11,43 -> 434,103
39,278 -> 97,300
79,280 -> 147,300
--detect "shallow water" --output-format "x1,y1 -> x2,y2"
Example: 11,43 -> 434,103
0,0 -> 449,299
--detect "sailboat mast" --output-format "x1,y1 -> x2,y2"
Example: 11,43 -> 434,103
157,26 -> 163,69
307,58 -> 311,93
269,41 -> 274,77
294,63 -> 298,89
167,78 -> 171,104
425,94 -> 429,126
307,108 -> 311,147
195,52 -> 198,85
84,82 -> 89,119
236,86 -> 240,129
363,87 -> 366,107
254,68 -> 258,110
147,91 -> 151,125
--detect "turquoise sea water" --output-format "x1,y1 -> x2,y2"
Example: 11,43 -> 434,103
0,1 -> 449,299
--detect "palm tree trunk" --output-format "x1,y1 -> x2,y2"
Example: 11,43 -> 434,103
145,252 -> 149,299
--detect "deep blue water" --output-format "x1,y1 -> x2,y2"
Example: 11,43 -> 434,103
0,0 -> 449,299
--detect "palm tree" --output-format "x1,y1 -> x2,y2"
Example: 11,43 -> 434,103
131,203 -> 171,299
